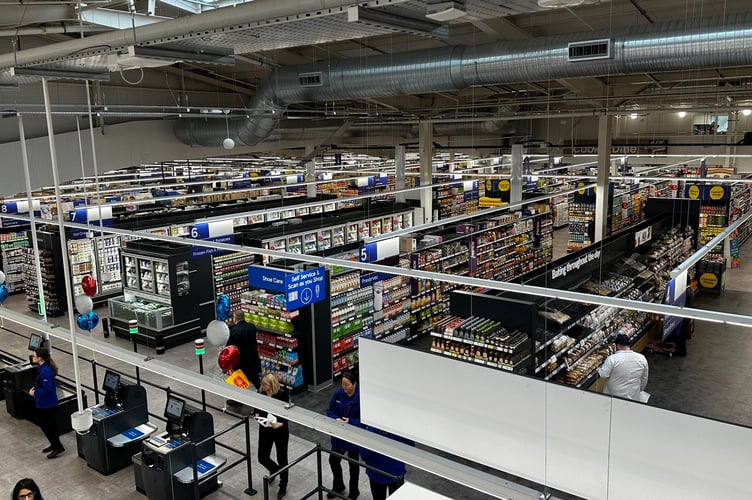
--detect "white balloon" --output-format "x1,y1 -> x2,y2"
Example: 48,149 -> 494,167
75,294 -> 94,315
0,270 -> 5,284
206,319 -> 230,346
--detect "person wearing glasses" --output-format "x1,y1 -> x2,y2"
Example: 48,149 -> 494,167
254,373 -> 289,499
326,371 -> 361,500
27,348 -> 64,458
12,478 -> 44,500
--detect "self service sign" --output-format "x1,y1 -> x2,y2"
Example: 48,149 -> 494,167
247,265 -> 327,310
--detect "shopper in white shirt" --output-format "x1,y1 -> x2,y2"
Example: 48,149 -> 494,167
598,334 -> 649,401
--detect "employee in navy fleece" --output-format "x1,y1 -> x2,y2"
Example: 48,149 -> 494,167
360,427 -> 414,500
28,348 -> 64,458
326,371 -> 361,500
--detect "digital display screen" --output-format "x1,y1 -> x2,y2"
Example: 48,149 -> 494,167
164,396 -> 185,421
102,370 -> 120,393
28,334 -> 44,351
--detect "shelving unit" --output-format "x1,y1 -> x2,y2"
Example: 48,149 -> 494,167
433,181 -> 479,220
689,183 -> 730,293
23,230 -> 66,317
212,252 -> 255,311
241,290 -> 305,391
371,274 -> 412,343
330,269 -> 373,376
0,231 -> 29,293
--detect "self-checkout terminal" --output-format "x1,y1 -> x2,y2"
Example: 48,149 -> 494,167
77,370 -> 156,475
4,334 -> 49,419
139,395 -> 224,499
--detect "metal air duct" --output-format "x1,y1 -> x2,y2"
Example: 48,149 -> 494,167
175,13 -> 752,147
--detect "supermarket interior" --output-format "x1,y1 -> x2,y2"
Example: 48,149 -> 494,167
2,1 -> 752,500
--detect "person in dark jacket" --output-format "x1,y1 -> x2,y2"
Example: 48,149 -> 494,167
326,371 -> 361,499
27,348 -> 64,458
254,373 -> 289,499
12,478 -> 44,500
227,310 -> 262,389
360,426 -> 414,500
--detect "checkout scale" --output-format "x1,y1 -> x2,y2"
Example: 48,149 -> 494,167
136,395 -> 225,499
77,370 -> 157,474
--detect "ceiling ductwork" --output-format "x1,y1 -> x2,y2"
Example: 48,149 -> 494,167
175,12 -> 752,148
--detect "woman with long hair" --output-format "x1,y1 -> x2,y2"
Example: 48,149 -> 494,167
11,478 -> 44,500
28,348 -> 64,458
254,373 -> 289,499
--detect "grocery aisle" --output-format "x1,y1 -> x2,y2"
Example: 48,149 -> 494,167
646,243 -> 752,427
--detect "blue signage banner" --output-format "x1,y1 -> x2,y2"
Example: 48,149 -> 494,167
190,234 -> 234,258
360,271 -> 394,287
284,266 -> 326,310
662,276 -> 687,340
248,265 -> 289,292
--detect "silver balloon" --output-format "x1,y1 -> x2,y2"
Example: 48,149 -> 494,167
0,270 -> 5,284
206,319 -> 230,346
75,294 -> 94,315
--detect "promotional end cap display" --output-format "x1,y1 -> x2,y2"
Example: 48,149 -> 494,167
194,338 -> 206,356
614,334 -> 630,346
128,319 -> 139,335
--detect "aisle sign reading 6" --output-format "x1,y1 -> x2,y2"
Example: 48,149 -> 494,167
499,179 -> 511,191
688,185 -> 700,199
709,185 -> 725,200
699,272 -> 719,289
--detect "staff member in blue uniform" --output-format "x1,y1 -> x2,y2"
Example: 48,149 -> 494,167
360,426 -> 414,500
326,371 -> 361,500
28,348 -> 64,458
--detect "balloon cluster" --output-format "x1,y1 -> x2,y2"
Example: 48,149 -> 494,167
206,294 -> 232,347
75,275 -> 99,332
0,270 -> 8,304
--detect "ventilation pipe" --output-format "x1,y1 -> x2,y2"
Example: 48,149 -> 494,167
175,13 -> 752,147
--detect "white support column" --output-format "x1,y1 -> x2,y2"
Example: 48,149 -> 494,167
395,145 -> 406,203
305,145 -> 316,198
419,121 -> 433,223
595,114 -> 613,243
510,143 -> 523,205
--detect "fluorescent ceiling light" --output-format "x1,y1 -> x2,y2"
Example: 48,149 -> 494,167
425,2 -> 467,22
538,0 -> 586,7
742,109 -> 752,116
10,67 -> 110,81
630,113 -> 638,119
677,111 -> 686,118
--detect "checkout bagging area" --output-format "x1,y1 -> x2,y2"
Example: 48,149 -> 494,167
74,368 -> 232,499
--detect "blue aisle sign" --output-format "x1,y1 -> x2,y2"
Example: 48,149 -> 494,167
247,265 -> 326,310
359,237 -> 399,263
69,206 -> 113,238
0,200 -> 42,228
189,220 -> 234,258
248,266 -> 288,292
361,271 -> 394,287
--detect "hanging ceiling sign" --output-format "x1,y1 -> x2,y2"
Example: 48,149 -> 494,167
69,206 -> 113,238
189,219 -> 234,257
0,199 -> 41,228
359,237 -> 399,263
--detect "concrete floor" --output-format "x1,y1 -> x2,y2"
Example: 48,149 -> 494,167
1,240 -> 750,499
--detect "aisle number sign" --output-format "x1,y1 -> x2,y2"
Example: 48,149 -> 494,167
0,199 -> 41,228
69,206 -> 113,238
188,219 -> 234,257
247,265 -> 326,310
359,237 -> 399,263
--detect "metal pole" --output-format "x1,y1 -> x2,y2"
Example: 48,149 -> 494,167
244,416 -> 257,496
17,115 -> 48,324
91,361 -> 100,405
316,444 -> 324,499
41,77 -> 85,414
198,354 -> 206,411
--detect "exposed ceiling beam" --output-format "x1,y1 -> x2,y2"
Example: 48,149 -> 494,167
629,0 -> 655,24
468,17 -> 529,40
162,65 -> 255,97
80,7 -> 172,28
